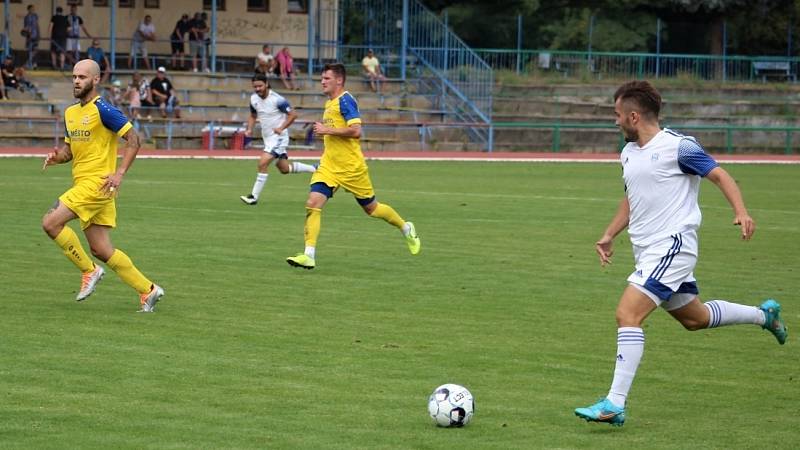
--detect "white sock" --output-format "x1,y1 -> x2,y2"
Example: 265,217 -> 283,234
304,246 -> 315,259
607,327 -> 644,408
401,222 -> 411,236
252,173 -> 268,199
704,300 -> 765,328
291,161 -> 316,173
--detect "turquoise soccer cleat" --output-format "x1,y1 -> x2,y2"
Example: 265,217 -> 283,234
575,398 -> 626,426
760,299 -> 787,345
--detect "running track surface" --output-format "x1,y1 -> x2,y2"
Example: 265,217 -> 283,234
2,147 -> 798,164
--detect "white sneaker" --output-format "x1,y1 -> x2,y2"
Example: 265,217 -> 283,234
76,265 -> 105,301
138,284 -> 165,313
240,194 -> 258,205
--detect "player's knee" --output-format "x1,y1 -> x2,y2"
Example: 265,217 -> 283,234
615,309 -> 643,328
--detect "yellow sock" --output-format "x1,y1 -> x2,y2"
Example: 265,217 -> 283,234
53,226 -> 94,272
304,207 -> 322,247
107,249 -> 152,294
369,202 -> 404,229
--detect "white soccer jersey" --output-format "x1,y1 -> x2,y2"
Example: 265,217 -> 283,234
249,90 -> 292,139
621,128 -> 719,247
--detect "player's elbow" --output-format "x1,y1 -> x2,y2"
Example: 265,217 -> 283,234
350,128 -> 361,139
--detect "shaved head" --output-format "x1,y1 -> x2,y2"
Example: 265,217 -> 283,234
74,59 -> 101,78
72,59 -> 101,101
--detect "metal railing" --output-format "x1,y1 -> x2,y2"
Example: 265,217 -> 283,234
493,122 -> 798,154
406,0 -> 494,150
475,49 -> 800,83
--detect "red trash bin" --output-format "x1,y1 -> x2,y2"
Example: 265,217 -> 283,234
230,132 -> 245,150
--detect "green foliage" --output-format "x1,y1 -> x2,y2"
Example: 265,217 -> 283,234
2,158 -> 799,448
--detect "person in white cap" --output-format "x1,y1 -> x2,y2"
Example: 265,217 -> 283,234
150,67 -> 181,119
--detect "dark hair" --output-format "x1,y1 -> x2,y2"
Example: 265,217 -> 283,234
614,81 -> 661,118
322,63 -> 347,83
56,6 -> 63,13
252,73 -> 269,85
27,4 -> 34,11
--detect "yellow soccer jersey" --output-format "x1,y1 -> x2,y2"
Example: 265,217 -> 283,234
320,91 -> 364,173
64,95 -> 132,182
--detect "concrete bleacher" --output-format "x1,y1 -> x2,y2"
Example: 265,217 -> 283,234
4,70 -> 474,151
491,83 -> 800,153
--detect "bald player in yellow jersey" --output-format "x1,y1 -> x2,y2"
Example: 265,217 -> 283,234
286,63 -> 421,269
42,59 -> 164,312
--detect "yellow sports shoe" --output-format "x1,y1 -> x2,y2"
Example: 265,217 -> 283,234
404,222 -> 421,255
286,253 -> 316,270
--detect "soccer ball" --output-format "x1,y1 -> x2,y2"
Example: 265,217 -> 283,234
427,384 -> 474,427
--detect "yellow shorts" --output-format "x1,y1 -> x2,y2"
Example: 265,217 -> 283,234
310,164 -> 375,201
59,178 -> 116,230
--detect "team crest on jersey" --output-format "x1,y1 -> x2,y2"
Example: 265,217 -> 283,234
81,115 -> 91,126
651,153 -> 660,161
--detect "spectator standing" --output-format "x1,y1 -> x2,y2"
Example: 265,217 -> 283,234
150,67 -> 181,119
23,5 -> 41,69
361,49 -> 386,93
87,39 -> 111,84
189,12 -> 208,72
66,4 -> 92,66
126,72 -> 147,119
48,6 -> 69,70
255,44 -> 275,75
129,15 -> 156,70
170,14 -> 192,70
276,47 -> 299,90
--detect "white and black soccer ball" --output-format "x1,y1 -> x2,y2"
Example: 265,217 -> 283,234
427,384 -> 474,427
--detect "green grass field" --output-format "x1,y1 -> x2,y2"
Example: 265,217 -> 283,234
1,158 -> 797,449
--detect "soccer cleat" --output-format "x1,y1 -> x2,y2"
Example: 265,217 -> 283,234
575,398 -> 626,426
760,299 -> 787,345
404,222 -> 421,255
240,194 -> 258,205
76,264 -> 105,301
138,284 -> 165,313
286,253 -> 315,270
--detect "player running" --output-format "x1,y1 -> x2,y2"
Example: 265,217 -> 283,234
286,63 -> 420,269
240,73 -> 316,205
574,80 -> 787,426
42,59 -> 164,313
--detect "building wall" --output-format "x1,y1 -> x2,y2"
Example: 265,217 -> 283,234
1,0 -> 315,59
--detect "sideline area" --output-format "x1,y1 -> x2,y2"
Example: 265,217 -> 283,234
1,147 -> 799,164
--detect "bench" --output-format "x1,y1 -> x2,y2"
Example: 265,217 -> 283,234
752,61 -> 796,82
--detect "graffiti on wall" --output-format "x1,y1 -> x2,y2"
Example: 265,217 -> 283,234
217,16 -> 307,40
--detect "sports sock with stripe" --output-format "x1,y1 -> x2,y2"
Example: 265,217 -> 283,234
704,300 -> 765,328
607,327 -> 644,408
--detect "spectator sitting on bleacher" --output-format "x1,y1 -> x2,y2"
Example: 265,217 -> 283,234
87,39 -> 111,84
276,47 -> 299,91
362,49 -> 386,93
0,73 -> 5,100
126,73 -> 143,119
255,44 -> 276,75
150,67 -> 181,119
105,79 -> 124,107
1,56 -> 36,97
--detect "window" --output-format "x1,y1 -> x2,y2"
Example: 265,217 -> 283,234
145,0 -> 159,8
10,0 -> 22,4
288,0 -> 308,13
119,0 -> 135,7
247,0 -> 269,12
66,0 -> 82,5
93,0 -> 108,6
203,0 -> 226,10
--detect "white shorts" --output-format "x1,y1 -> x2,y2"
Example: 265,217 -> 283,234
263,134 -> 289,158
627,231 -> 700,310
67,38 -> 80,51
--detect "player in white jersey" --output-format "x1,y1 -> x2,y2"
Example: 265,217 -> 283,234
240,73 -> 316,205
574,81 -> 787,427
